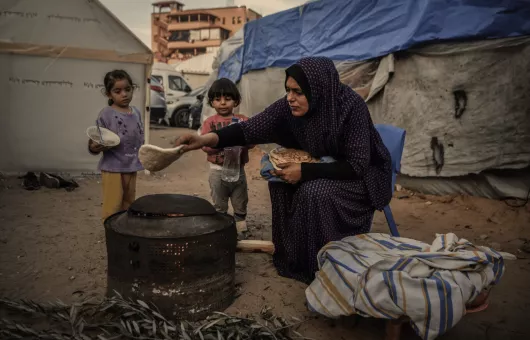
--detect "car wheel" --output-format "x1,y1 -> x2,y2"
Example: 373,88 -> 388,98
172,108 -> 189,127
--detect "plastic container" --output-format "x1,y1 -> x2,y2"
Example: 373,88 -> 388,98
221,117 -> 242,182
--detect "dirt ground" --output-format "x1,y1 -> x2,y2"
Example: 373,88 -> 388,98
1,126 -> 529,339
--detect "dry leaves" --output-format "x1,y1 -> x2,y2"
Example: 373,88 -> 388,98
0,292 -> 312,339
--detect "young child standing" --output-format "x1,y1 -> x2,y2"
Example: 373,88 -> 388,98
88,70 -> 144,222
201,78 -> 252,233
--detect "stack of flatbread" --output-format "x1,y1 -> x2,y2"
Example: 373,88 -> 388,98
269,147 -> 319,170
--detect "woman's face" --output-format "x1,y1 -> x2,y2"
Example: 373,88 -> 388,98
285,76 -> 309,117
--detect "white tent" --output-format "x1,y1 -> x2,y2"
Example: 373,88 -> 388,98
0,0 -> 153,174
174,53 -> 215,88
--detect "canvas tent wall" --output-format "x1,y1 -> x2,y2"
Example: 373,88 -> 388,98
201,0 -> 530,199
174,52 -> 215,88
0,0 -> 153,174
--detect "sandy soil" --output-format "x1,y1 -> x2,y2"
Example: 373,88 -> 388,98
1,126 -> 529,339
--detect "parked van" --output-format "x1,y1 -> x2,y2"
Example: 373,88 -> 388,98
151,62 -> 192,98
151,63 -> 193,125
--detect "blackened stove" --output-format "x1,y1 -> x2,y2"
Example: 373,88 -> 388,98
104,194 -> 237,320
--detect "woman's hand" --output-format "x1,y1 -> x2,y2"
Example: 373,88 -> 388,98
175,132 -> 219,152
274,163 -> 302,184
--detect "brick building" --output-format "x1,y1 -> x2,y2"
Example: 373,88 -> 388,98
151,1 -> 261,63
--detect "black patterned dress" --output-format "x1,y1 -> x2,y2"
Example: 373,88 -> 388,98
219,57 -> 392,284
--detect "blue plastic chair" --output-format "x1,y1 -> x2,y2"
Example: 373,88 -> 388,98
374,124 -> 406,237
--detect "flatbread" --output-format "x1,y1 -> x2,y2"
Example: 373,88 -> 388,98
139,144 -> 184,172
269,147 -> 319,170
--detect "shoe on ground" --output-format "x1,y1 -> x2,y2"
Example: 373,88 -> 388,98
39,172 -> 60,189
21,172 -> 41,191
49,173 -> 79,191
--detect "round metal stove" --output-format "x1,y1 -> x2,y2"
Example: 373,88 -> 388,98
104,194 -> 237,320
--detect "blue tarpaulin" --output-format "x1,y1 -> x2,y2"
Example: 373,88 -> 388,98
219,0 -> 530,82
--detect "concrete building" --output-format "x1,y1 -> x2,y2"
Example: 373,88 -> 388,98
151,1 -> 261,63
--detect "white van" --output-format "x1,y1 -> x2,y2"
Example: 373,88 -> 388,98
151,62 -> 193,126
151,62 -> 193,99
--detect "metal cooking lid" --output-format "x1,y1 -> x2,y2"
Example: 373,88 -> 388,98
129,194 -> 216,216
104,194 -> 235,238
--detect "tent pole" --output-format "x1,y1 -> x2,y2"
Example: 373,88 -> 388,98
144,63 -> 152,176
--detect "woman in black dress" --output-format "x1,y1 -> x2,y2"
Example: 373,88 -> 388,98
176,57 -> 392,284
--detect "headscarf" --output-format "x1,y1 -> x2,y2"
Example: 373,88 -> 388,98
240,57 -> 393,209
285,64 -> 312,107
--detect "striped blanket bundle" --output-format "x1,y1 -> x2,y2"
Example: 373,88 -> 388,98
305,233 -> 515,340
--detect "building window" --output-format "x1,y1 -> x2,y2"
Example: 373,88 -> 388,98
189,30 -> 200,41
232,17 -> 235,24
169,31 -> 190,42
246,18 -> 249,22
222,17 -> 225,24
200,29 -> 210,40
210,28 -> 220,40
237,17 -> 241,24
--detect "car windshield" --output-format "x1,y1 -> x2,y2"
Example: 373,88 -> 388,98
152,75 -> 163,85
150,76 -> 162,86
168,76 -> 185,91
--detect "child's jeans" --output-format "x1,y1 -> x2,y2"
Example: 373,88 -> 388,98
208,168 -> 248,221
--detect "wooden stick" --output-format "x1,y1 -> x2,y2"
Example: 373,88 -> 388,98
236,240 -> 274,255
